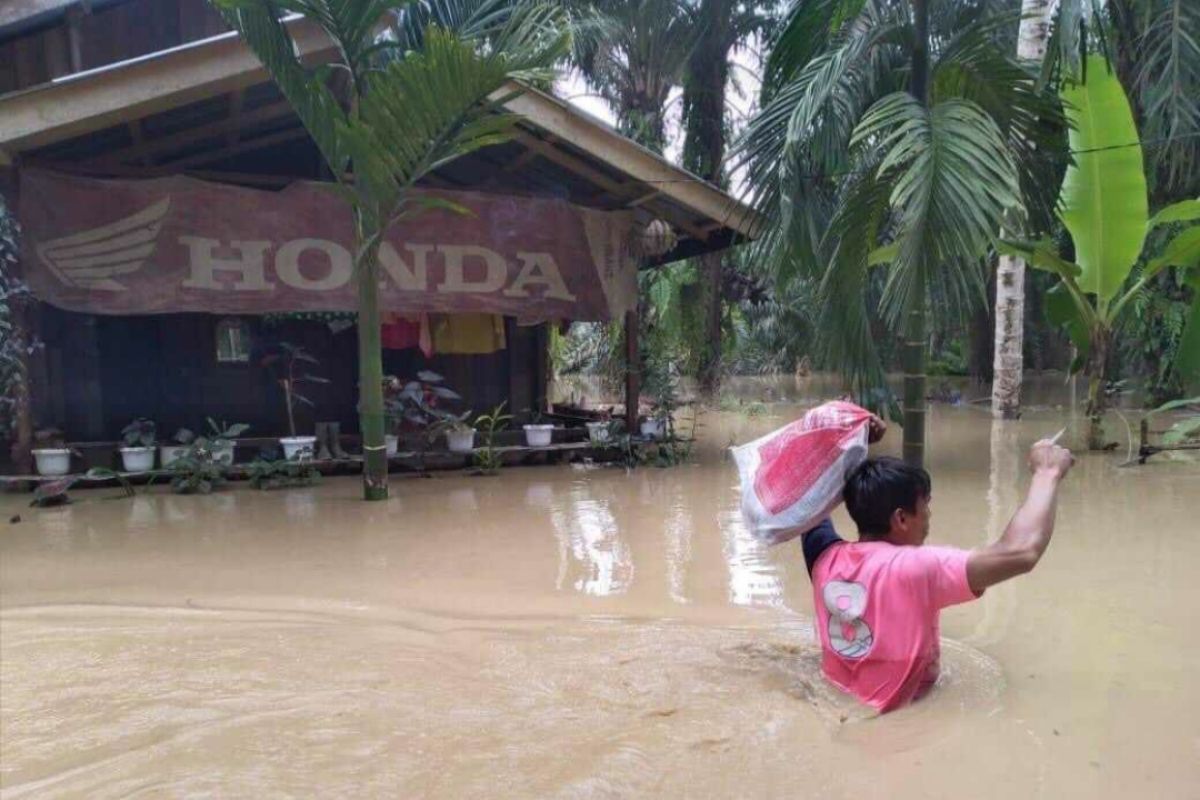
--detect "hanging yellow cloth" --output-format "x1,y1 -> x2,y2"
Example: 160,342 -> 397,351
431,313 -> 507,354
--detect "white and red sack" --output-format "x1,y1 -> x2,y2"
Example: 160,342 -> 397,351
731,401 -> 874,546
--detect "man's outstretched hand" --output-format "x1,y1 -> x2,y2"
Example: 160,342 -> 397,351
1029,439 -> 1074,479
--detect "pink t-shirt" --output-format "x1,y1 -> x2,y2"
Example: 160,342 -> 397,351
811,542 -> 978,712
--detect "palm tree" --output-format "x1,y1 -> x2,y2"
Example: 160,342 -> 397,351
681,0 -> 771,397
574,0 -> 700,152
991,0 -> 1055,419
214,0 -> 569,499
735,0 -> 1064,465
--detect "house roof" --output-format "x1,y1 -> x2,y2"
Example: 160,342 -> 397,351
0,15 -> 758,264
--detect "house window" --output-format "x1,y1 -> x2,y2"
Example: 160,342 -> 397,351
216,318 -> 251,363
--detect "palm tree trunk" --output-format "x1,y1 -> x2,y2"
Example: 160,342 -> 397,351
356,233 -> 388,501
902,297 -> 928,467
991,0 -> 1053,419
683,0 -> 733,399
904,0 -> 930,468
698,251 -> 724,395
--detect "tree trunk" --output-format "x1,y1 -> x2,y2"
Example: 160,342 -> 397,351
1084,328 -> 1110,451
903,0 -> 930,468
624,308 -> 640,434
356,234 -> 388,501
682,0 -> 733,399
902,298 -> 928,467
698,251 -> 724,396
991,0 -> 1054,419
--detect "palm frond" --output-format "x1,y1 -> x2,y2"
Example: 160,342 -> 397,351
1136,0 -> 1200,194
933,12 -> 1068,234
852,94 -> 1020,324
213,0 -> 352,173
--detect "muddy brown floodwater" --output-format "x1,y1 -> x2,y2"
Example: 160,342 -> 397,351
2,376 -> 1199,798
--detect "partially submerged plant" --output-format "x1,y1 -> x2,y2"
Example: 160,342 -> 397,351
262,342 -> 328,438
120,418 -> 156,448
473,402 -> 511,474
29,467 -> 135,507
246,457 -> 320,490
166,441 -> 227,495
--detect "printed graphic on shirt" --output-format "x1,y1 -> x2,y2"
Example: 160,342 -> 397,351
822,580 -> 873,658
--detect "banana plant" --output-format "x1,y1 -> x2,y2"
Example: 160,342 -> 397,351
213,0 -> 570,500
999,56 -> 1200,450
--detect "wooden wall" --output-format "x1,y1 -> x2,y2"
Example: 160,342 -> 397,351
0,0 -> 227,95
37,311 -> 544,443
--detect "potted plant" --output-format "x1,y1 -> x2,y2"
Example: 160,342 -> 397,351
640,355 -> 679,440
31,427 -> 73,476
444,414 -> 476,454
119,418 -> 157,472
586,409 -> 615,444
386,371 -> 467,464
206,417 -> 249,465
522,407 -> 554,447
262,342 -> 328,461
160,428 -> 195,468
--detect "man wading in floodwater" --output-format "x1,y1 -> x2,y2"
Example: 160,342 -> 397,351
802,418 -> 1075,712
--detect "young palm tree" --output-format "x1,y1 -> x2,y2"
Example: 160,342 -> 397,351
735,0 -> 1064,465
214,0 -> 569,499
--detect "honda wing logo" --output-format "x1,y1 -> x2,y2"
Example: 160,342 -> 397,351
36,198 -> 170,291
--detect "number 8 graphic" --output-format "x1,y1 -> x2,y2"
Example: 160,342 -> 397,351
822,580 -> 873,658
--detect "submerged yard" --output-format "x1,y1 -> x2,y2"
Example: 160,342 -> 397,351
3,381 -> 1197,798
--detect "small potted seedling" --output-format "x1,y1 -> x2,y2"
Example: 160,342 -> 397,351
31,428 -> 74,476
205,418 -> 249,465
262,342 -> 328,461
160,428 -> 196,468
522,407 -> 554,447
119,418 -> 157,472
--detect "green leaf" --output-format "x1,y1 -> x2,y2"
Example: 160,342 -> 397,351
1177,295 -> 1200,394
1148,396 -> 1200,416
996,239 -> 1082,278
1058,55 -> 1148,302
866,243 -> 897,266
1148,199 -> 1200,228
1044,283 -> 1090,370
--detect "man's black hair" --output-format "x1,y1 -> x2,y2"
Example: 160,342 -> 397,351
843,457 -> 931,538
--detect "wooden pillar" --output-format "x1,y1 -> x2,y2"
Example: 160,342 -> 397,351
624,309 -> 639,433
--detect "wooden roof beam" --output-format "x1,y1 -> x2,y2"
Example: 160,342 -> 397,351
83,99 -> 295,166
161,126 -> 309,170
0,15 -> 336,153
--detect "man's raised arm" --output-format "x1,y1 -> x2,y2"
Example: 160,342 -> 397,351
966,440 -> 1075,594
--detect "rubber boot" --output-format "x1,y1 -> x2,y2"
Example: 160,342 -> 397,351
314,422 -> 333,461
327,421 -> 349,459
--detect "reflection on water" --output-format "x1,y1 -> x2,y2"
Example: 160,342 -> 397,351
551,480 -> 634,597
2,379 -> 1198,798
721,507 -> 788,610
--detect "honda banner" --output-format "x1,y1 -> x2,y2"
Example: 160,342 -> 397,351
18,169 -> 638,321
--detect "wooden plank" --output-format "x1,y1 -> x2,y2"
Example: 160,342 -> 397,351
0,16 -> 336,154
83,99 -> 294,166
161,125 -> 308,169
497,83 -> 760,238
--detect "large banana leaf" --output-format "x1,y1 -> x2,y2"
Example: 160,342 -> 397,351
1058,55 -> 1148,303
